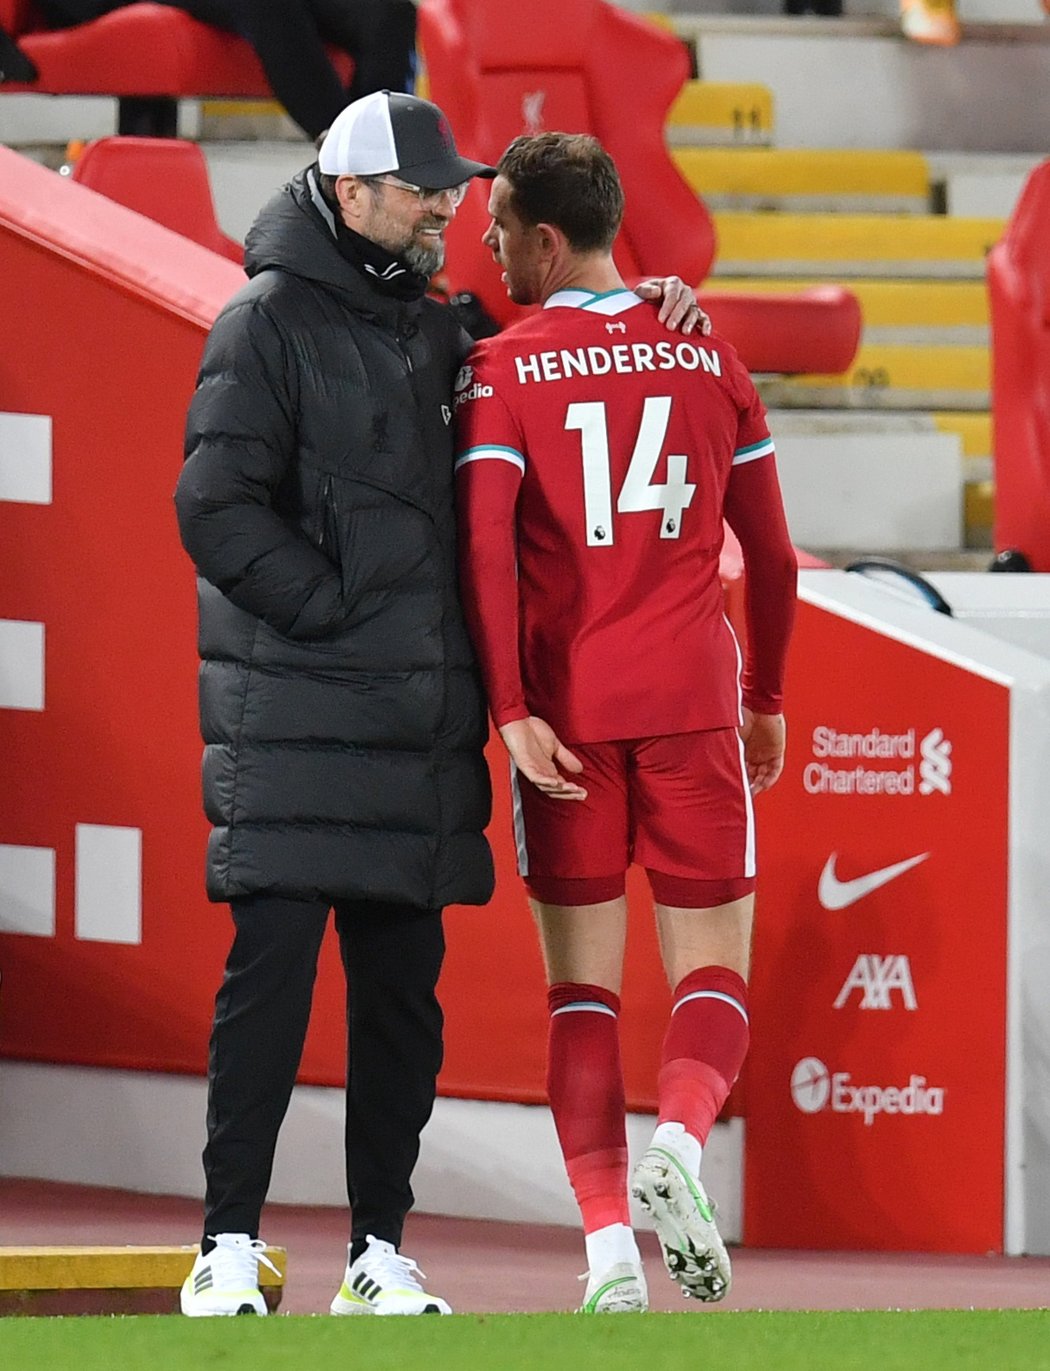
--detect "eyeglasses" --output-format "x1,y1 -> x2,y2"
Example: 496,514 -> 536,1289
375,175 -> 470,210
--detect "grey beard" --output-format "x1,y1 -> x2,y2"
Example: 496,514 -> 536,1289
404,239 -> 445,277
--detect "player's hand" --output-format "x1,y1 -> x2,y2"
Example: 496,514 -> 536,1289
498,716 -> 588,801
739,707 -> 786,795
635,277 -> 712,336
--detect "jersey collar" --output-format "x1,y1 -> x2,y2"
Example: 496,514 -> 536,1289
544,288 -> 646,316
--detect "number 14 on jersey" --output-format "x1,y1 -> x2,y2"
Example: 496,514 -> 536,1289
566,396 -> 696,547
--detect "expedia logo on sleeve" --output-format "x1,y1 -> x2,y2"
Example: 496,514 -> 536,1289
453,363 -> 494,410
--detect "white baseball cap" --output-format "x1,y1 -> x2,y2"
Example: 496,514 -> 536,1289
318,90 -> 495,189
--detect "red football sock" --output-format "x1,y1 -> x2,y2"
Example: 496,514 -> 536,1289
547,982 -> 630,1233
657,966 -> 750,1146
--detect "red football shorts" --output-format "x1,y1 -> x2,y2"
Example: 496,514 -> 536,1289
512,728 -> 757,909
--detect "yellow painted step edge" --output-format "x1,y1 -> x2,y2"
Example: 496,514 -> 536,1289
676,148 -> 929,199
792,344 -> 989,389
0,1245 -> 285,1291
669,82 -> 774,130
713,213 -> 1004,263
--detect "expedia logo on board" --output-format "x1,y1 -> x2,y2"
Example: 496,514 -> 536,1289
791,1057 -> 945,1126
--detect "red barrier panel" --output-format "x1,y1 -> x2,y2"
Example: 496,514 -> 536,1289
744,594 -> 1009,1253
988,159 -> 1050,570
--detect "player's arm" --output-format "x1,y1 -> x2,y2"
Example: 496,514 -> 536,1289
456,452 -> 587,801
723,434 -> 797,795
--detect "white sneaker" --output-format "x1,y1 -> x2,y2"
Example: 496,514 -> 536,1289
579,1260 -> 648,1313
329,1235 -> 451,1316
632,1147 -> 731,1302
180,1233 -> 279,1316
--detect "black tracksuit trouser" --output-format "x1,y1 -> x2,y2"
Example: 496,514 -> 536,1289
37,0 -> 418,139
202,893 -> 445,1254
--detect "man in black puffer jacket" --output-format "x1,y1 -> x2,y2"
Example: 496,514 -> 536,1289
174,90 -> 497,1318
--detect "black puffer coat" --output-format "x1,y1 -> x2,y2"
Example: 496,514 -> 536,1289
174,168 -> 494,909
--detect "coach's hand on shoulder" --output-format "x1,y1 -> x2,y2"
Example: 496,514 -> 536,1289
635,278 -> 712,336
740,707 -> 786,795
498,717 -> 588,801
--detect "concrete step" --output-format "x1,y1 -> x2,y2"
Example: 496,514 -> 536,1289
677,147 -> 930,213
0,1244 -> 286,1316
670,14 -> 1050,153
772,424 -> 963,551
769,405 -> 989,456
766,408 -> 989,549
757,341 -> 989,409
710,211 -> 1003,278
645,1 -> 1044,18
667,79 -> 775,146
202,141 -> 314,243
927,151 -> 1045,218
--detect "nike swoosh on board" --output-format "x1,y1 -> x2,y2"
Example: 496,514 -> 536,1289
817,851 -> 930,911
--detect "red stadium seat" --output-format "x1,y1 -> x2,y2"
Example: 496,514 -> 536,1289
417,0 -> 861,375
0,0 -> 351,135
987,158 -> 1050,570
69,135 -> 243,262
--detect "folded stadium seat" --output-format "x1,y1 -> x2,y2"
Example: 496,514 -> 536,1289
417,0 -> 860,375
987,159 -> 1050,571
0,0 -> 351,135
69,135 -> 243,262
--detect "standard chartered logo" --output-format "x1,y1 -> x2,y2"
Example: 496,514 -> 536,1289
803,725 -> 953,797
790,1057 -> 945,1126
918,727 -> 953,795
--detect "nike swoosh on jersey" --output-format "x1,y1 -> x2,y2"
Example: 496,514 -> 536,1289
817,851 -> 930,911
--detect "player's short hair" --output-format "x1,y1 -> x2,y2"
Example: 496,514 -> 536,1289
497,133 -> 624,253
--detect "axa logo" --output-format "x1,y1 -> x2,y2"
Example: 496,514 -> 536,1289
919,727 -> 952,795
818,851 -> 929,910
522,90 -> 546,134
833,954 -> 917,1010
791,1057 -> 945,1125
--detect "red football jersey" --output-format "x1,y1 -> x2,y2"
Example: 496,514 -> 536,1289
455,288 -> 788,742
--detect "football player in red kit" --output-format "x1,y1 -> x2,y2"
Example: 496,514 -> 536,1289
455,133 -> 797,1313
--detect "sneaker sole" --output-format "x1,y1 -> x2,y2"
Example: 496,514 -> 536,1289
181,1296 -> 266,1316
632,1150 -> 731,1302
330,1292 -> 376,1316
330,1291 -> 449,1316
583,1288 -> 648,1313
581,1273 -> 648,1314
180,1278 -> 267,1317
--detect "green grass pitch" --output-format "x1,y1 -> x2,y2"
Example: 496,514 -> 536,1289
2,1310 -> 1050,1371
